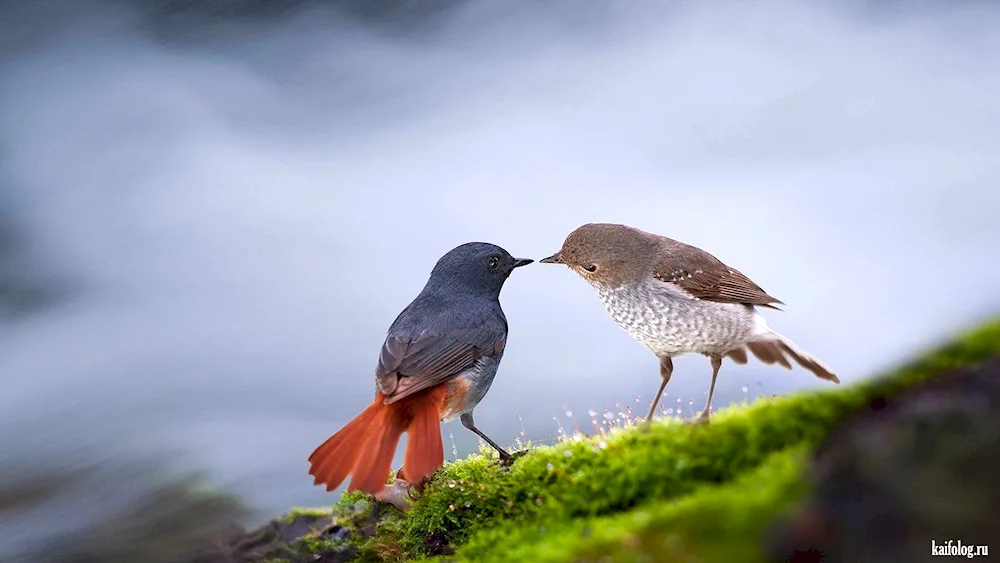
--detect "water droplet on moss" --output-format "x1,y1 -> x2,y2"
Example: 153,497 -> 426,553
563,449 -> 573,458
447,480 -> 456,488
546,462 -> 554,471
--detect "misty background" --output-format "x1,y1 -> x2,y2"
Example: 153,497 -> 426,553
2,0 -> 999,560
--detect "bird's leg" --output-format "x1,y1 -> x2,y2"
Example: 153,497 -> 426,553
460,412 -> 524,466
644,356 -> 673,428
694,355 -> 723,424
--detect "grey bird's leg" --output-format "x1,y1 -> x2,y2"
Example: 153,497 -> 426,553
460,412 -> 521,465
694,354 -> 723,423
644,356 -> 673,428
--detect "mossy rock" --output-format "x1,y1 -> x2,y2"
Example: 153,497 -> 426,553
247,318 -> 1000,563
764,355 -> 1000,563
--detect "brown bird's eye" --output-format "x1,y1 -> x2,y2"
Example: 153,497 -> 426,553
488,256 -> 500,269
584,264 -> 598,272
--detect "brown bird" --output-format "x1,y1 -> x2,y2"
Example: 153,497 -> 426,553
308,242 -> 532,495
540,223 -> 838,425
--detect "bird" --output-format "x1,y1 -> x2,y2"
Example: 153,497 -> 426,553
308,242 -> 533,495
539,222 -> 838,425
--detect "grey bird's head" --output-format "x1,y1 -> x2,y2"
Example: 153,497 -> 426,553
425,242 -> 533,297
540,223 -> 656,288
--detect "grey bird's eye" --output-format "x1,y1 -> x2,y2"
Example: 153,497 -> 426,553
487,256 -> 500,269
584,264 -> 598,272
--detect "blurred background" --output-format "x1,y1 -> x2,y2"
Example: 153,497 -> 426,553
2,0 -> 999,560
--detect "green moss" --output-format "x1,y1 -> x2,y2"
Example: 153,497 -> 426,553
281,506 -> 334,523
335,490 -> 379,514
450,447 -> 809,562
280,317 -> 1000,562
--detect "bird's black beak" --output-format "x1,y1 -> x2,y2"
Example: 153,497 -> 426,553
512,258 -> 534,268
539,252 -> 563,265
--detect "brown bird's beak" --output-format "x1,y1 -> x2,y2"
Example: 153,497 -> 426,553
539,252 -> 563,264
513,258 -> 534,268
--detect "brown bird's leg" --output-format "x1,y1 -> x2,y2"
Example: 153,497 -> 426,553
460,412 -> 523,465
644,356 -> 673,428
694,355 -> 723,424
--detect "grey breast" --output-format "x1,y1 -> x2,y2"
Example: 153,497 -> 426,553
450,353 -> 503,418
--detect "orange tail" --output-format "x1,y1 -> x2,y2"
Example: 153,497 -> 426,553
308,385 -> 448,494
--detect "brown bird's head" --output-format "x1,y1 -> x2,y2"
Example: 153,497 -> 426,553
539,223 -> 656,288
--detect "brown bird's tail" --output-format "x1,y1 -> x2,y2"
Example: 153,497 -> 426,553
308,386 -> 447,494
735,329 -> 839,384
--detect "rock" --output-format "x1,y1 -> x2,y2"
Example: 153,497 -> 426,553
192,492 -> 401,563
764,356 -> 1000,563
193,511 -> 335,562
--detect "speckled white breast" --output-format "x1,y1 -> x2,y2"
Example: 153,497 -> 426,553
594,278 -> 758,357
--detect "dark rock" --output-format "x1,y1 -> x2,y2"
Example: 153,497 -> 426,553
323,524 -> 353,542
310,544 -> 359,563
765,357 -> 1000,563
194,511 -> 335,562
279,514 -> 333,544
193,496 -> 396,562
423,530 -> 455,556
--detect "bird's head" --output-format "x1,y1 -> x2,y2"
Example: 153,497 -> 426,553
540,223 -> 654,288
427,242 -> 533,297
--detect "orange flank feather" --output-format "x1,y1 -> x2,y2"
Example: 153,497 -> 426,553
308,385 -> 449,494
441,377 -> 471,420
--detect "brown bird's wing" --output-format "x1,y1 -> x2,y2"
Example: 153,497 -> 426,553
374,328 -> 506,404
650,239 -> 784,310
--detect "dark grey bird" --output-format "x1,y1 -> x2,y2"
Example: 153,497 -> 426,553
308,242 -> 532,495
540,223 -> 838,425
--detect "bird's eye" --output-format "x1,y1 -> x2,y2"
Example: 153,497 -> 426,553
584,264 -> 598,273
488,256 -> 500,269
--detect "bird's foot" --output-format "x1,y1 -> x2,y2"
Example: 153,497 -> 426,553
375,468 -> 436,510
498,449 -> 529,467
376,475 -> 414,511
411,474 -> 437,496
687,412 -> 711,425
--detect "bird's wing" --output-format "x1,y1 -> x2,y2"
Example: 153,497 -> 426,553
374,327 -> 506,404
650,241 -> 784,309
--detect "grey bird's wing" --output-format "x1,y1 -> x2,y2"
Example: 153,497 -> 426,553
374,326 -> 507,404
650,239 -> 784,310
